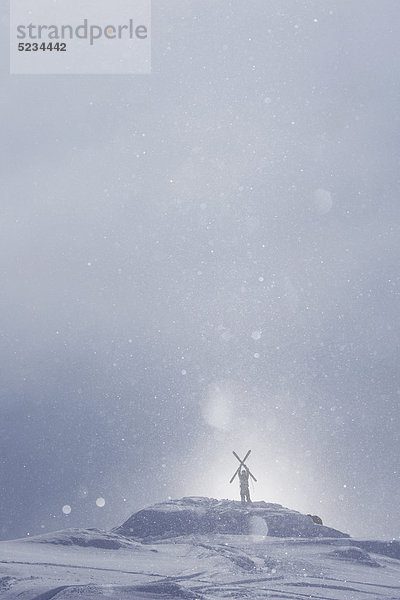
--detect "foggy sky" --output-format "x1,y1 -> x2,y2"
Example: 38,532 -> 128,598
0,0 -> 399,541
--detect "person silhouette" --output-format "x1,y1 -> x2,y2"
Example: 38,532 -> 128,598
239,466 -> 251,504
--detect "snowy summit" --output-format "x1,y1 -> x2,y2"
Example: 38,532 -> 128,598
0,496 -> 399,599
114,496 -> 349,539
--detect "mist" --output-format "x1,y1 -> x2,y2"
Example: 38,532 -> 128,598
0,0 -> 399,541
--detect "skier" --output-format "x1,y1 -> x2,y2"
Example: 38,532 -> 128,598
239,466 -> 251,505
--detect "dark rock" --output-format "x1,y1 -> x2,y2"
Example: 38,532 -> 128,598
307,514 -> 323,525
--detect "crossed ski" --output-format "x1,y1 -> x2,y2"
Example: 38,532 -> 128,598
229,450 -> 257,483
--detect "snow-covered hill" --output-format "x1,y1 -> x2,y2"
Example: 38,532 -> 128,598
114,497 -> 349,539
0,497 -> 399,599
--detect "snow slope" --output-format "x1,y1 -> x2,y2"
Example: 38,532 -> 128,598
0,497 -> 399,600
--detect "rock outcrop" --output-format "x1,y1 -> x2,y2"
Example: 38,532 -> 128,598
114,497 -> 349,540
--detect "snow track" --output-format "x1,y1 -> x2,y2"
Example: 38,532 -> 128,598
1,534 -> 399,600
1,499 -> 399,600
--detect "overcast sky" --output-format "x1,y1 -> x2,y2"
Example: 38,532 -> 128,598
0,0 -> 399,541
